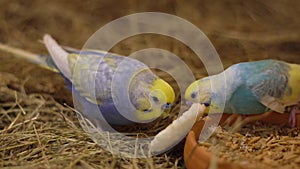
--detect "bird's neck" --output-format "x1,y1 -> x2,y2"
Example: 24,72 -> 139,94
222,66 -> 244,100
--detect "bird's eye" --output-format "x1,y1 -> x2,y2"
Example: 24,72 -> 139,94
191,92 -> 197,99
151,96 -> 159,102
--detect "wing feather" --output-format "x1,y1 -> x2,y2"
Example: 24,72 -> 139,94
246,61 -> 291,113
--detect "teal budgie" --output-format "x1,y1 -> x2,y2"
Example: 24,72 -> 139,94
185,60 -> 300,127
0,34 -> 175,126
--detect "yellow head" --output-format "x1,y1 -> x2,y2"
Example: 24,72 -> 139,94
136,78 -> 175,122
185,78 -> 212,114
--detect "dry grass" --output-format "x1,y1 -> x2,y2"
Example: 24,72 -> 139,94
0,72 -> 184,168
0,0 -> 299,168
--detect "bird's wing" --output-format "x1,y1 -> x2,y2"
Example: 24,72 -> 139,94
43,35 -> 117,105
67,51 -> 127,105
246,61 -> 291,113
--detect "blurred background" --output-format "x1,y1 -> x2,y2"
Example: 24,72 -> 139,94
0,0 -> 299,168
0,0 -> 299,102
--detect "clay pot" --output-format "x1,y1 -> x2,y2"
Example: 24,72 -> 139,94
184,112 -> 300,169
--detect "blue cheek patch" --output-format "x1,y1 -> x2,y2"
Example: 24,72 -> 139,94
203,103 -> 210,107
162,103 -> 172,109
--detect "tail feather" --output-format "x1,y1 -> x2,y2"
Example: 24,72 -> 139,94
43,34 -> 71,79
0,41 -> 60,73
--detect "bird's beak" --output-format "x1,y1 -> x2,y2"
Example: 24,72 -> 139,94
185,101 -> 210,115
200,103 -> 210,115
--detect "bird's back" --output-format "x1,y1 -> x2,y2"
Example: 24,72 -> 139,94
225,60 -> 294,114
68,51 -> 149,104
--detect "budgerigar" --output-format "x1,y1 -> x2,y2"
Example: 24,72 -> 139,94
48,35 -> 176,126
185,59 -> 300,127
0,34 -> 175,127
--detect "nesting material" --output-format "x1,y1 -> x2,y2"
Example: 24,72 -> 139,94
0,72 -> 183,168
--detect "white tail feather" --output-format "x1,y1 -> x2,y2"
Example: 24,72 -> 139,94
43,34 -> 71,79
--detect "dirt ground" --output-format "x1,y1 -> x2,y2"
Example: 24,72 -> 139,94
0,0 -> 299,168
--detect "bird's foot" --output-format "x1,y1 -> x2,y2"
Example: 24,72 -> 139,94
222,114 -> 240,126
230,112 -> 273,131
289,105 -> 300,127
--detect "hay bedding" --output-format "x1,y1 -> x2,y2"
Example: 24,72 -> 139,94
0,72 -> 183,169
2,69 -> 300,169
200,122 -> 300,169
0,1 -> 299,168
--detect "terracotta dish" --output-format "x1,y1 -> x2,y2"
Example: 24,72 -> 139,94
184,112 -> 300,169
